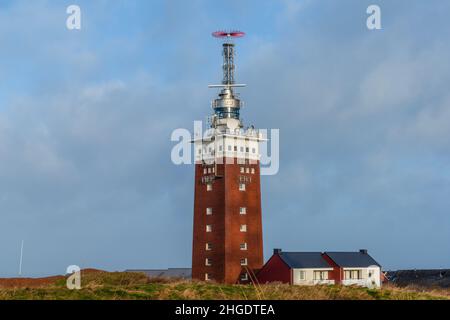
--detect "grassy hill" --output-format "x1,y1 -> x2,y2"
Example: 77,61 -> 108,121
0,270 -> 449,300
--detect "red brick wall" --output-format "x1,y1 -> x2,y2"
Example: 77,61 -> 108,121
192,157 -> 264,284
257,254 -> 291,284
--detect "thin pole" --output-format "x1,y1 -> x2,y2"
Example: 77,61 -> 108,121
19,240 -> 24,277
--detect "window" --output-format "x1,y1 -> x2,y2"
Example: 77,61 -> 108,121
314,271 -> 329,281
240,258 -> 248,266
251,168 -> 255,174
252,148 -> 256,154
205,273 -> 210,281
234,146 -> 237,152
206,225 -> 212,232
206,208 -> 212,215
246,147 -> 249,153
219,145 -> 223,152
240,273 -> 248,281
207,183 -> 213,191
212,167 -> 215,173
299,271 -> 306,281
240,167 -> 245,173
246,168 -> 250,174
203,168 -> 207,174
240,146 -> 244,152
240,224 -> 247,232
207,168 -> 211,174
198,149 -> 202,155
239,207 -> 247,215
239,183 -> 246,191
228,145 -> 232,151
344,270 -> 361,280
206,243 -> 212,251
240,243 -> 248,251
205,258 -> 212,266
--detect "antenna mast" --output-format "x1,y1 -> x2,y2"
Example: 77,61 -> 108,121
19,240 -> 24,276
209,30 -> 246,128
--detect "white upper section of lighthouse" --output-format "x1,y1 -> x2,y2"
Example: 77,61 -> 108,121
194,31 -> 265,164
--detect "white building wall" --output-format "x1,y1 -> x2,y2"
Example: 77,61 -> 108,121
292,268 -> 335,286
194,131 -> 263,164
342,266 -> 381,288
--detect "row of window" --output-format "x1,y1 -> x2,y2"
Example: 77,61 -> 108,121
298,270 -> 363,281
203,167 -> 255,176
205,258 -> 248,267
199,146 -> 257,155
240,167 -> 255,174
206,207 -> 247,215
298,271 -> 329,281
344,270 -> 362,280
205,242 -> 248,251
206,183 -> 246,191
203,167 -> 215,175
206,224 -> 247,232
204,273 -> 249,282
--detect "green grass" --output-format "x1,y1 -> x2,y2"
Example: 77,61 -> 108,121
0,271 -> 448,300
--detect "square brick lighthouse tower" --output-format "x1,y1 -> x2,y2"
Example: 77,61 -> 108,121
192,31 -> 264,284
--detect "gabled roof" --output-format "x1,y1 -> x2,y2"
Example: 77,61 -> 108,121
278,252 -> 331,269
325,252 -> 381,268
126,268 -> 192,279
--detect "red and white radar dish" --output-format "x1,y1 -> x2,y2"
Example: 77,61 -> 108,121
212,30 -> 246,38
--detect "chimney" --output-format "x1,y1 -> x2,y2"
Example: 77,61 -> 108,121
273,248 -> 282,255
360,249 -> 368,254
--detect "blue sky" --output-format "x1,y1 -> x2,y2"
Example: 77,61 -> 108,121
0,0 -> 449,277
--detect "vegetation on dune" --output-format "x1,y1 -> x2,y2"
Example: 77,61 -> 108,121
0,271 -> 449,300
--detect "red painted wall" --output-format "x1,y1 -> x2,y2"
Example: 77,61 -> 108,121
322,254 -> 342,284
257,254 -> 291,284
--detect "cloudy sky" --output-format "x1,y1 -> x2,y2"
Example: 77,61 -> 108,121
0,0 -> 449,277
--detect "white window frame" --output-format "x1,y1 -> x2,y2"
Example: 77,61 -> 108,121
240,224 -> 247,232
206,207 -> 213,215
239,183 -> 246,191
240,207 -> 247,215
240,243 -> 248,251
207,183 -> 213,191
314,271 -> 329,281
205,273 -> 210,281
299,270 -> 306,281
206,225 -> 212,232
345,270 -> 361,280
240,258 -> 248,266
206,243 -> 212,251
205,258 -> 212,266
251,168 -> 255,174
240,273 -> 248,281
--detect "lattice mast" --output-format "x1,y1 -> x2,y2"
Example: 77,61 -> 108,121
209,31 -> 246,129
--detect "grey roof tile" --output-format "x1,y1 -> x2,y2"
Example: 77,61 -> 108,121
278,252 -> 331,269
